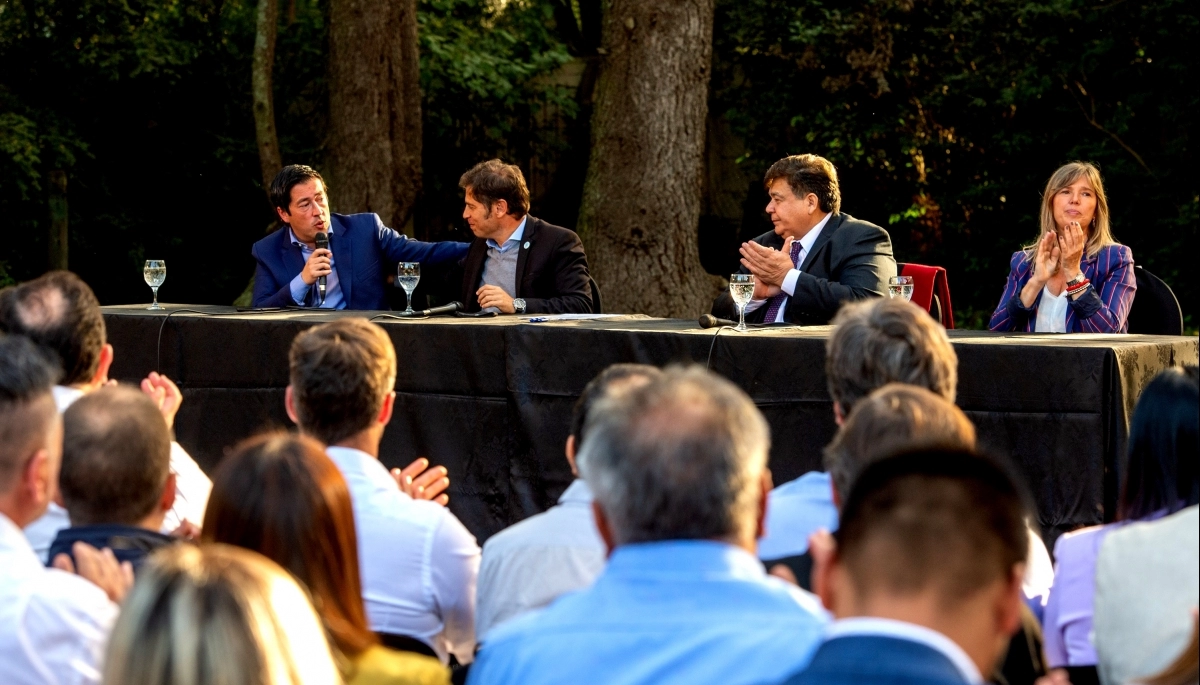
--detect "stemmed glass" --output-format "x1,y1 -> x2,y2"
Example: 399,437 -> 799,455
729,273 -> 755,332
397,262 -> 420,315
144,260 -> 166,310
888,275 -> 914,302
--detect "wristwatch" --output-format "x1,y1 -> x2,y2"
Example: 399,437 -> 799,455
513,298 -> 527,314
1066,273 -> 1087,288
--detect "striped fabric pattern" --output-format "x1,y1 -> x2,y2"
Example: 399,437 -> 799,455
988,244 -> 1137,333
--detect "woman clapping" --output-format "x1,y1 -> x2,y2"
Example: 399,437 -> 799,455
989,162 -> 1136,333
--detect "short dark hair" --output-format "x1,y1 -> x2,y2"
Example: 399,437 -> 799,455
61,385 -> 171,526
459,159 -> 531,217
569,364 -> 663,448
836,449 -> 1030,604
1119,368 -> 1199,521
0,270 -> 106,386
826,298 -> 958,411
824,383 -> 976,501
289,318 -> 396,445
0,334 -> 60,491
270,165 -> 326,215
764,154 -> 842,214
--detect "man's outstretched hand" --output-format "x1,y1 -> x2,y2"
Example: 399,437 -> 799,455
391,457 -> 451,506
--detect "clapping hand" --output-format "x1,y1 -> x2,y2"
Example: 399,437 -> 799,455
1032,231 -> 1060,286
740,238 -> 796,288
52,543 -> 134,603
1056,221 -> 1086,279
391,457 -> 451,506
141,371 -> 182,429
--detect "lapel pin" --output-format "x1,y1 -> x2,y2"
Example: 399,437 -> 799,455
523,241 -> 530,249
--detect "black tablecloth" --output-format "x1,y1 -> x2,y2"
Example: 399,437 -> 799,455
102,305 -> 1198,544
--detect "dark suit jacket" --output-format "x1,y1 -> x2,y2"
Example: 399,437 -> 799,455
712,213 -> 896,325
782,635 -> 971,685
461,215 -> 593,314
251,212 -> 470,310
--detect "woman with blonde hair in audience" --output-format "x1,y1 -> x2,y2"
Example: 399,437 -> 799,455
102,543 -> 341,685
989,161 -> 1136,333
202,432 -> 450,685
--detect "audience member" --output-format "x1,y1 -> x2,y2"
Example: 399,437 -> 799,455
287,318 -> 480,663
760,298 -> 1053,605
203,432 -> 451,685
1094,507 -> 1199,685
784,450 -> 1030,685
459,159 -> 593,314
1137,609 -> 1199,685
468,367 -> 828,685
989,161 -> 1136,333
1043,367 -> 1199,671
101,543 -> 340,685
0,270 -> 211,559
0,334 -> 129,685
711,153 -> 895,325
476,363 -> 661,640
48,386 -> 178,570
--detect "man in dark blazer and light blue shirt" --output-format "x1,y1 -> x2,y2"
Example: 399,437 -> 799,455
251,165 -> 469,310
458,160 -> 592,315
782,450 -> 1030,685
712,154 -> 896,325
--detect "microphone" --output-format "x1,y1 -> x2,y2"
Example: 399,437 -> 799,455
398,301 -> 462,317
699,314 -> 737,329
314,231 -> 329,305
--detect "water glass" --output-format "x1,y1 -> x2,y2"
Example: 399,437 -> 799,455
888,275 -> 914,302
729,273 -> 755,332
144,260 -> 166,310
397,262 -> 420,314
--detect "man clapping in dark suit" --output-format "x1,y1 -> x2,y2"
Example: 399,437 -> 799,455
459,160 -> 592,315
713,154 -> 896,325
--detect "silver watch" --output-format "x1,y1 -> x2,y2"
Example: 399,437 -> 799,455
513,298 -> 527,314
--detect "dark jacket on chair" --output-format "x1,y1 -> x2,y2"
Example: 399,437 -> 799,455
460,215 -> 593,314
711,213 -> 896,325
782,635 -> 973,685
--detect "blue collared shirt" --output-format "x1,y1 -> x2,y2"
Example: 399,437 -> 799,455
288,226 -> 345,309
468,539 -> 829,685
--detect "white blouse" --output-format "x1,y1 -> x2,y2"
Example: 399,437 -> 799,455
1035,285 -> 1069,332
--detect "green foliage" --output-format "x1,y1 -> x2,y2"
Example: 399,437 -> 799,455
712,0 -> 1198,326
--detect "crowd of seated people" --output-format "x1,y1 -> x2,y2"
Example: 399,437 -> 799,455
0,150 -> 1184,685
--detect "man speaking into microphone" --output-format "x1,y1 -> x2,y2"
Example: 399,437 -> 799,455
252,165 -> 470,310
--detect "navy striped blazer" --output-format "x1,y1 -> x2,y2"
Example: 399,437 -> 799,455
988,244 -> 1136,333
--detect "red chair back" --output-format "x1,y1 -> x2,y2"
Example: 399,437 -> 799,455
898,263 -> 955,329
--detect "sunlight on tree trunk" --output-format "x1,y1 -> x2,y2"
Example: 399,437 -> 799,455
252,0 -> 282,193
327,0 -> 422,231
576,0 -> 722,317
48,170 -> 68,271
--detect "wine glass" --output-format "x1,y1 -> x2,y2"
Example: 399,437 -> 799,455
397,262 -> 420,314
144,260 -> 166,310
888,275 -> 914,302
729,273 -> 755,332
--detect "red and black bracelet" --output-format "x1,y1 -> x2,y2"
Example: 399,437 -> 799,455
1066,278 -> 1091,297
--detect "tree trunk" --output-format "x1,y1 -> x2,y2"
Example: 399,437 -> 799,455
326,0 -> 422,230
47,170 -> 68,270
252,0 -> 282,192
575,0 -> 720,317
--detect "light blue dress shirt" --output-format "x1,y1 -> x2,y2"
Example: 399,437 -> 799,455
757,471 -> 840,560
288,226 -> 345,309
468,539 -> 828,685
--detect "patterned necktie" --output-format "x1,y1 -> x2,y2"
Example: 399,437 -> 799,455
760,240 -> 804,323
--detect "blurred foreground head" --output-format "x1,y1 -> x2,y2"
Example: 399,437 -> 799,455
0,334 -> 62,527
1119,366 -> 1199,521
0,270 -> 108,387
577,366 -> 770,550
102,543 -> 340,685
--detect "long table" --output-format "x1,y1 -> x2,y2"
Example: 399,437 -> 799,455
102,305 -> 1198,544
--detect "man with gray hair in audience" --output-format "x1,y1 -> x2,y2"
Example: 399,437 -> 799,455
468,366 -> 828,685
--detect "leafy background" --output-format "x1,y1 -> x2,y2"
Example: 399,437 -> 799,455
1,0 -> 1194,328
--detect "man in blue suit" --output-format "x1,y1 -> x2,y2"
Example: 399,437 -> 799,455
252,165 -> 469,309
782,450 -> 1030,685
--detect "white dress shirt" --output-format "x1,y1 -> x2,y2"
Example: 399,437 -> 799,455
326,446 -> 481,664
475,479 -> 606,641
826,616 -> 984,684
0,512 -> 118,685
1034,285 -> 1069,333
745,212 -> 833,322
23,386 -> 212,563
